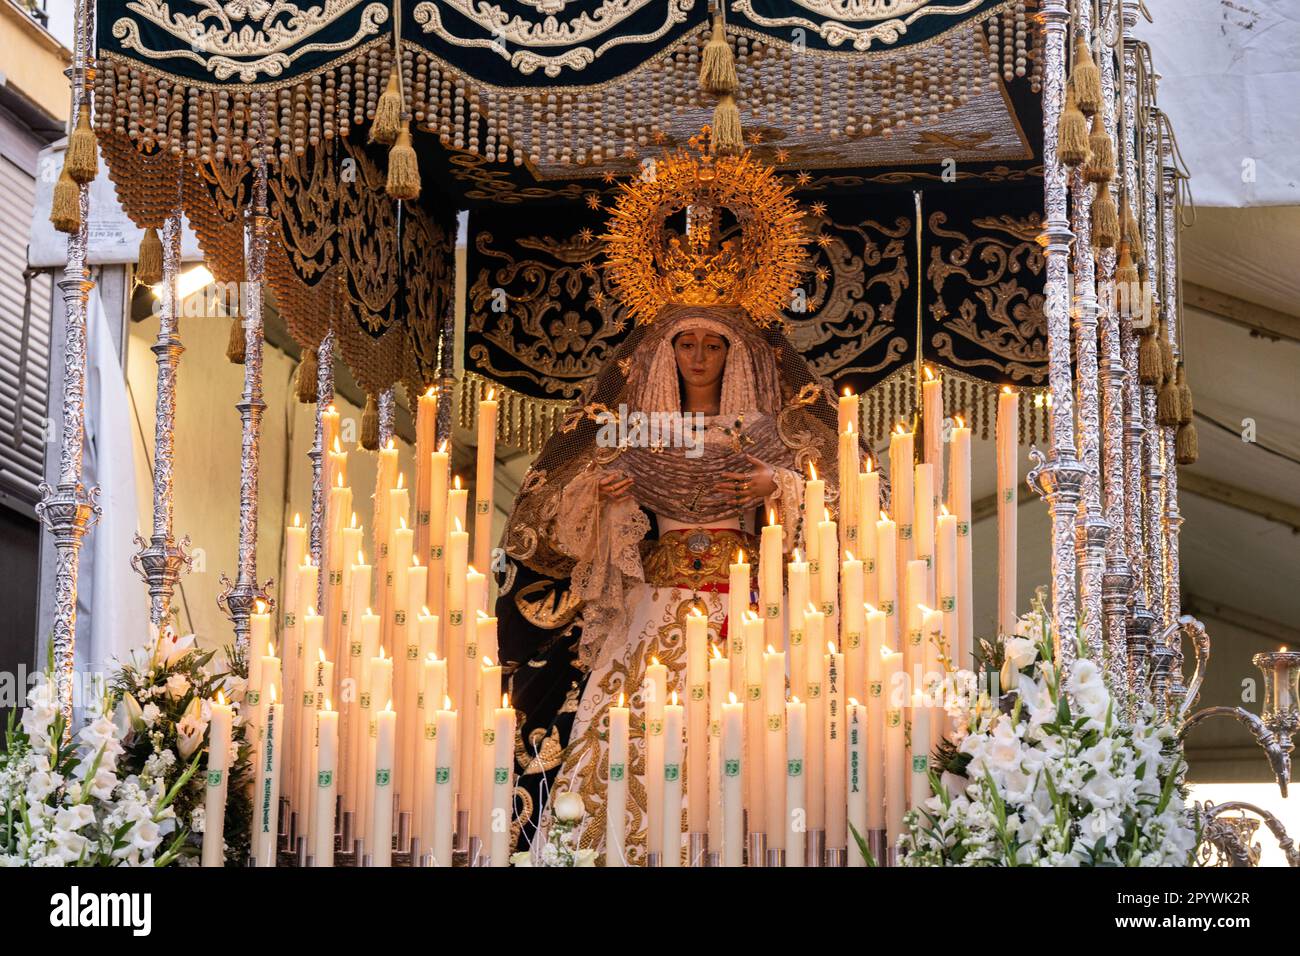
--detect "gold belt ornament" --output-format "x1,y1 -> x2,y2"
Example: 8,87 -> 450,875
642,528 -> 757,590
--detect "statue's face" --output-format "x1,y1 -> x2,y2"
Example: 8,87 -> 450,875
673,328 -> 729,392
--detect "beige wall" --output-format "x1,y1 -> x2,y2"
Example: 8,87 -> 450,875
126,296 -> 417,652
1,2 -> 71,123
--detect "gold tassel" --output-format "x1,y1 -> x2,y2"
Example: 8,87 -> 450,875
361,393 -> 380,451
226,316 -> 246,365
296,348 -> 318,404
1176,364 -> 1193,425
1084,114 -> 1114,183
1137,328 -> 1164,384
1157,371 -> 1182,426
1121,198 -> 1143,258
1157,322 -> 1175,383
711,94 -> 743,153
1115,241 -> 1139,288
1175,419 -> 1198,465
65,109 -> 99,185
700,13 -> 739,96
371,71 -> 402,146
386,123 -> 421,200
1069,36 -> 1103,117
50,166 -> 81,234
1058,89 -> 1090,167
136,227 -> 164,286
1091,188 -> 1119,248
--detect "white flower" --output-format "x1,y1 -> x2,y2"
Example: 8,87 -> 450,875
176,698 -> 207,759
164,672 -> 191,700
1003,636 -> 1038,671
553,790 -> 585,823
509,850 -> 533,867
141,703 -> 161,727
573,848 -> 597,867
154,626 -> 197,668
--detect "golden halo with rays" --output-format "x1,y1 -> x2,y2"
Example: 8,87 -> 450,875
601,132 -> 810,326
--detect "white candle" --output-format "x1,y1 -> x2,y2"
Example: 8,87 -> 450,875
246,602 -> 274,746
847,698 -> 868,866
312,700 -> 338,867
866,611 -> 887,833
913,462 -> 936,600
416,651 -> 446,854
431,699 -> 457,866
803,608 -> 826,832
841,552 -> 865,704
838,386 -> 860,436
818,512 -> 839,627
348,603 -> 378,823
904,559 -> 929,685
785,695 -> 806,867
949,418 -> 974,676
721,693 -> 744,867
727,550 -> 750,701
936,508 -> 959,674
342,550 -> 371,811
445,515 -> 470,810
997,387 -> 1019,635
876,512 -> 898,648
888,425 -> 915,575
760,509 -> 784,650
922,367 -> 944,494
787,551 -> 810,701
399,556 -> 427,813
297,606 -> 323,824
909,691 -> 932,811
661,691 -> 684,866
201,691 -> 233,867
606,694 -> 630,867
324,472 -> 352,664
882,647 -> 906,849
858,462 -> 880,607
742,612 -> 765,836
824,641 -> 846,852
475,654 -> 501,852
489,696 -> 514,867
838,421 -> 860,556
706,649 -> 728,857
922,607 -> 945,753
474,389 -> 498,576
363,646 -> 392,851
386,516 -> 413,808
803,462 -> 825,566
370,700 -> 396,866
336,516 -> 363,666
253,684 -> 284,868
645,656 -> 667,861
414,386 -> 439,561
426,441 -> 450,646
686,607 -> 709,836
763,646 -> 786,849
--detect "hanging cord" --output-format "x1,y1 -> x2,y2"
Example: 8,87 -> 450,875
913,188 -> 924,425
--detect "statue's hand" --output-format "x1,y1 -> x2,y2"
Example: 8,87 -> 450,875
715,455 -> 777,512
597,471 -> 634,503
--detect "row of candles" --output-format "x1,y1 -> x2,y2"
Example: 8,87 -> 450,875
198,371 -> 1023,865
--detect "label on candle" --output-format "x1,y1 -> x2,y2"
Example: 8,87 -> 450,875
418,510 -> 430,526
431,545 -> 444,560
709,720 -> 720,737
495,768 -> 509,784
247,690 -> 260,705
820,602 -> 834,617
610,763 -> 625,781
318,770 -> 333,787
284,612 -> 296,627
865,559 -> 875,573
807,682 -> 821,698
476,500 -> 490,515
941,596 -> 955,611
765,604 -> 779,619
647,719 -> 663,736
887,709 -> 901,728
809,560 -> 820,575
846,526 -> 857,542
351,641 -> 362,657
1002,489 -> 1013,503
846,631 -> 861,649
900,524 -> 912,540
787,759 -> 803,776
767,715 -> 782,732
957,522 -> 970,536
449,610 -> 463,626
869,680 -> 882,698
483,729 -> 496,745
746,685 -> 761,702
466,642 -> 477,659
912,755 -> 929,773
360,692 -> 371,708
407,643 -> 419,659
880,600 -> 894,615
395,610 -> 406,625
303,692 -> 314,706
436,767 -> 450,783
690,685 -> 705,701
417,692 -> 425,709
206,769 -> 223,787
329,570 -> 342,585
376,769 -> 391,786
664,765 -> 680,782
425,723 -> 436,739
790,629 -> 804,646
908,629 -> 922,647
724,759 -> 740,777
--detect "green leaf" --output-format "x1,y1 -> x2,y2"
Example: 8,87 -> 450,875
848,822 -> 879,867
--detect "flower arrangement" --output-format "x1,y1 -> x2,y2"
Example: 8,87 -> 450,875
511,791 -> 597,867
109,625 -> 254,865
0,674 -> 191,866
899,593 -> 1198,867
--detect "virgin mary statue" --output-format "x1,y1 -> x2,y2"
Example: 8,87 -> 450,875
494,142 -> 854,864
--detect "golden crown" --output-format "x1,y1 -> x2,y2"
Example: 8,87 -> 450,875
602,132 -> 809,325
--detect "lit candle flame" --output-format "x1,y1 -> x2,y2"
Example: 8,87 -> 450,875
690,605 -> 705,619
711,643 -> 722,660
454,517 -> 463,533
255,599 -> 266,614
828,641 -> 837,654
845,550 -> 855,561
651,656 -> 660,667
806,602 -> 818,616
324,698 -> 333,712
425,651 -> 438,664
292,512 -> 302,527
843,386 -> 853,397
377,646 -> 387,661
412,553 -> 420,567
397,473 -> 405,490
267,640 -> 275,657
808,461 -> 818,481
425,385 -> 437,398
955,415 -> 966,429
444,695 -> 453,710
350,512 -> 359,529
670,690 -> 678,707
766,644 -> 776,655
823,507 -> 831,522
384,699 -> 393,713
940,503 -> 950,517
336,472 -> 344,488
270,684 -> 278,704
849,696 -> 860,707
845,419 -> 854,434
793,547 -> 802,562
422,605 -> 432,617
791,695 -> 801,705
453,475 -> 462,490
486,387 -> 496,402
333,436 -> 342,453
357,549 -> 366,565
439,439 -> 448,453
768,508 -> 778,527
880,510 -> 890,523
215,689 -> 227,706
865,603 -> 878,614
482,656 -> 494,667
318,647 -> 327,663
1002,385 -> 1014,395
865,456 -> 874,472
894,422 -> 907,436
618,692 -> 625,707
502,693 -> 509,708
924,366 -> 935,382
735,548 -> 746,564
728,691 -> 738,705
387,438 -> 396,451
